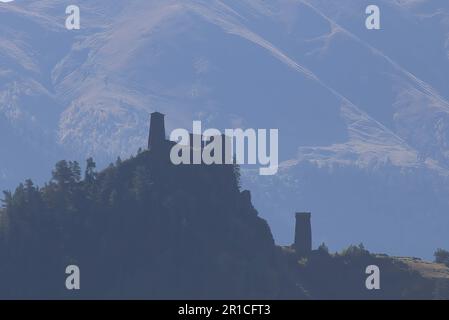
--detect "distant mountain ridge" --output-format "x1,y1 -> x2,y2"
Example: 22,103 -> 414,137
1,0 -> 449,258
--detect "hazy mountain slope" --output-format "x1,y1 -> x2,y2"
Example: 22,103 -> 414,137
1,147 -> 441,299
1,0 -> 449,258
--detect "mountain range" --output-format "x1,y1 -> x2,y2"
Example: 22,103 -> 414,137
1,0 -> 449,258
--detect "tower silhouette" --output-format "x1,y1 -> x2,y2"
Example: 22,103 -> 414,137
148,112 -> 166,150
294,212 -> 312,256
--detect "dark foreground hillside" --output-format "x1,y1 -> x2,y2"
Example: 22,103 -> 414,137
0,148 -> 447,299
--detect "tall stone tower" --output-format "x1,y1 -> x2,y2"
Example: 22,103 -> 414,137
148,112 -> 166,150
294,212 -> 312,256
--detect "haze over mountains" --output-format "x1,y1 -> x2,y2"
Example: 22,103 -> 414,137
1,0 -> 449,258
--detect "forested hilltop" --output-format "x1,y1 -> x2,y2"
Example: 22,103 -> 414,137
0,149 -> 448,299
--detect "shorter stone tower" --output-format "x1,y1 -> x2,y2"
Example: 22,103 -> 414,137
148,112 -> 166,150
294,212 -> 312,256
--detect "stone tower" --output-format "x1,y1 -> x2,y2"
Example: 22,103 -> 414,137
148,112 -> 166,150
294,212 -> 312,256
